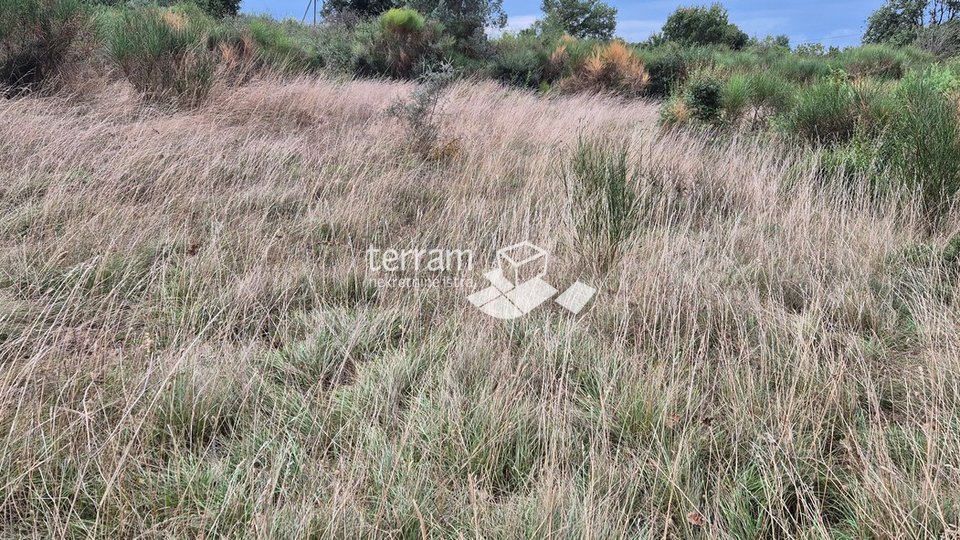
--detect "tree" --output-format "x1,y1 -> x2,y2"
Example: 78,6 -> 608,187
405,0 -> 506,47
661,3 -> 748,49
322,0 -> 398,18
107,0 -> 241,18
863,0 -> 960,45
541,0 -> 617,40
769,34 -> 790,48
195,0 -> 240,18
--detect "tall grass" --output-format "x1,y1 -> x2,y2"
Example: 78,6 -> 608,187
565,137 -> 639,271
1,71 -> 959,539
0,0 -> 86,95
560,41 -> 650,97
721,71 -> 794,127
102,6 -> 216,105
784,76 -> 858,143
243,16 -> 323,72
878,72 -> 960,220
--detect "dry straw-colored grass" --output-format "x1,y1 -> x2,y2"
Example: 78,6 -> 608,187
0,75 -> 959,538
560,41 -> 651,97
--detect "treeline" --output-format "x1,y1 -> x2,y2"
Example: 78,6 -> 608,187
0,0 -> 845,100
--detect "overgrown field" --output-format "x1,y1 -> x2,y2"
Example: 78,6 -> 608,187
2,73 -> 960,537
5,0 -> 960,220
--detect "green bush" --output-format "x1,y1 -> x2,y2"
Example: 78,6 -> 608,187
370,8 -> 439,78
329,18 -> 381,76
724,72 -> 794,126
784,76 -> 858,143
877,71 -> 960,219
713,48 -> 761,74
244,16 -> 323,72
684,75 -> 723,122
565,136 -> 639,269
488,32 -> 559,88
103,6 -> 216,105
380,7 -> 425,34
820,138 -> 881,180
193,0 -> 241,19
720,73 -> 750,120
311,18 -> 368,74
771,55 -> 832,84
839,45 -> 910,79
0,0 -> 87,95
491,42 -> 549,88
853,78 -> 899,137
661,3 -> 748,50
639,45 -> 691,98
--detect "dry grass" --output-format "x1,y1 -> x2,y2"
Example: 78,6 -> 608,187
1,75 -> 959,538
560,41 -> 651,97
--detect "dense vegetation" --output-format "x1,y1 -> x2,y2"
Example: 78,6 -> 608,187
3,1 -> 959,223
3,0 -> 960,537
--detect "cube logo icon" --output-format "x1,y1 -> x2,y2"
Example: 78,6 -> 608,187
468,241 -> 596,320
497,241 -> 548,287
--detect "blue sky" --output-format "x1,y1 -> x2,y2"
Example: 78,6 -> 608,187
241,0 -> 880,47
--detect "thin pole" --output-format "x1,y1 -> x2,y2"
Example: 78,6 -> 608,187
301,0 -> 311,23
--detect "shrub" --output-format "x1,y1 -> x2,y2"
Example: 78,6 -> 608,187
640,45 -> 690,97
205,18 -> 257,78
684,75 -> 723,122
662,3 -> 748,50
820,137 -> 881,180
372,8 -> 438,78
784,76 -> 858,143
915,20 -> 960,59
490,33 -> 552,88
559,40 -> 649,97
103,7 -> 216,105
771,55 -> 832,84
878,71 -> 960,220
380,7 -> 425,34
658,95 -> 692,127
328,18 -> 383,76
733,72 -> 794,127
0,0 -> 87,96
720,73 -> 750,121
840,45 -> 909,79
492,45 -> 548,88
193,0 -> 241,19
244,16 -> 323,72
387,62 -> 455,158
853,78 -> 899,137
714,48 -> 761,74
564,136 -> 639,270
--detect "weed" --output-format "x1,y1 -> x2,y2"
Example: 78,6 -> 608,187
387,61 -> 455,157
564,136 -> 639,271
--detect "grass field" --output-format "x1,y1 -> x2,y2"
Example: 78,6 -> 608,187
1,75 -> 960,538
